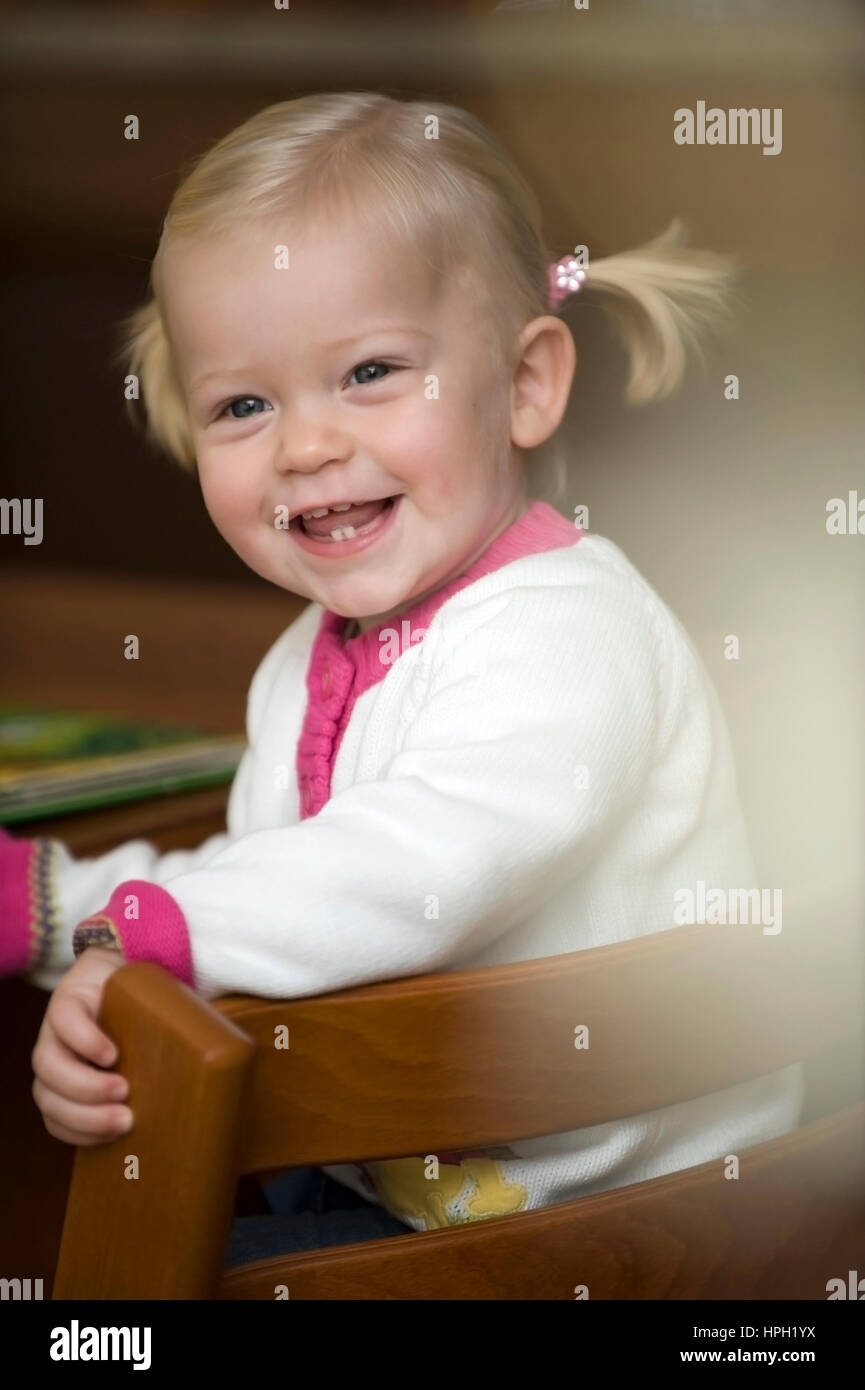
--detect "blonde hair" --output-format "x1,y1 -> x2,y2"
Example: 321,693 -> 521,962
117,92 -> 740,498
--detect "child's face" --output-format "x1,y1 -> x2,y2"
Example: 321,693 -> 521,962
158,212 -> 527,629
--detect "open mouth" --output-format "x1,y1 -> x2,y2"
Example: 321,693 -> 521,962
293,496 -> 395,542
289,495 -> 401,556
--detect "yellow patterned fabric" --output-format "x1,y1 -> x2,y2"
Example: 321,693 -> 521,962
363,1156 -> 528,1230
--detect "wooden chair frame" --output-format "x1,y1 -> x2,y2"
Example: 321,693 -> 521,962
52,920 -> 865,1300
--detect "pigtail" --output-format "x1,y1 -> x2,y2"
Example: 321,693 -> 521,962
576,219 -> 742,405
113,298 -> 197,473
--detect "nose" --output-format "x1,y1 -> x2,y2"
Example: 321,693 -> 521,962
272,404 -> 353,477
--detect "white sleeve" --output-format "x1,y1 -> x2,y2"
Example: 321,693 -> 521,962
159,573 -> 667,1002
24,611 -> 309,991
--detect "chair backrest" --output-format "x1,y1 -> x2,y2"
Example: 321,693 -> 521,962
53,918 -> 865,1299
216,918 -> 860,1170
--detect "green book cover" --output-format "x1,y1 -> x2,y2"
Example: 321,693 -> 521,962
0,703 -> 244,824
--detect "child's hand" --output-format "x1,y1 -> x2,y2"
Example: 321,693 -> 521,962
31,947 -> 132,1147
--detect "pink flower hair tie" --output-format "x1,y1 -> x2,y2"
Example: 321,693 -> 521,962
548,257 -> 587,309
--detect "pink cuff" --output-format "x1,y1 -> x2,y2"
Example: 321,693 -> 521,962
73,880 -> 195,988
0,827 -> 58,976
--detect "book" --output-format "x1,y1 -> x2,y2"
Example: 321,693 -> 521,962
0,702 -> 244,824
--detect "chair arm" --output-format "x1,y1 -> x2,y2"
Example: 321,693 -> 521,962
53,962 -> 255,1300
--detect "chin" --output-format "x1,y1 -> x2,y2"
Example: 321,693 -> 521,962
332,584 -> 412,623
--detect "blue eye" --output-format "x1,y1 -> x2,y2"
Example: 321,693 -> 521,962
349,362 -> 392,386
222,397 -> 269,420
215,366 -> 394,422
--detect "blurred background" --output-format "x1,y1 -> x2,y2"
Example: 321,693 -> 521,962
1,0 -> 863,932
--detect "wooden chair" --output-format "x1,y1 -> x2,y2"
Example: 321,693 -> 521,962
52,918 -> 865,1300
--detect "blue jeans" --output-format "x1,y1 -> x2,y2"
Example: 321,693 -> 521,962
224,1167 -> 412,1270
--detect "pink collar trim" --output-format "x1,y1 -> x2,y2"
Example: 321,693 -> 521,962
324,499 -> 580,685
296,500 -> 582,817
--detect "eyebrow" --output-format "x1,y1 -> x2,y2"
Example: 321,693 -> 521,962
190,326 -> 433,395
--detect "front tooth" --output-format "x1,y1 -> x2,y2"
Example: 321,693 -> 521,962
303,507 -> 330,519
331,502 -> 353,512
329,525 -> 357,540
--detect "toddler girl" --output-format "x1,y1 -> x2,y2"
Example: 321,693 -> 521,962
2,93 -> 801,1261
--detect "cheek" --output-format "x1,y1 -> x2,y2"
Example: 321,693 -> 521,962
369,403 -> 440,484
384,390 -> 481,472
197,463 -> 256,535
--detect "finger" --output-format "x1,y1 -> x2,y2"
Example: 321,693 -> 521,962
32,1036 -> 128,1105
41,1115 -> 122,1149
33,1079 -> 133,1142
46,993 -> 119,1067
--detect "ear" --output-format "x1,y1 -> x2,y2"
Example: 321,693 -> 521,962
509,316 -> 577,449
